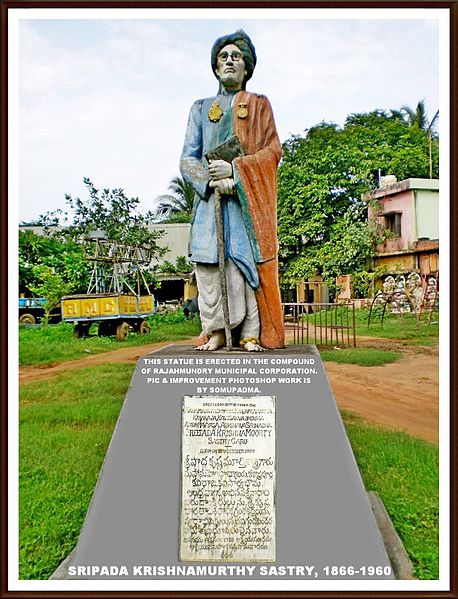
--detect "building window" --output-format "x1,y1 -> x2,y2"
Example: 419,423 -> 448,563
385,212 -> 402,237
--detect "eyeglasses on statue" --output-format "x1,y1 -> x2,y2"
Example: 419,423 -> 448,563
217,51 -> 244,62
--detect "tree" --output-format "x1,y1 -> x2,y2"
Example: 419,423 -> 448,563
175,255 -> 193,273
152,176 -> 195,223
29,266 -> 74,327
400,99 -> 439,132
155,256 -> 194,275
19,229 -> 89,295
41,177 -> 166,249
400,100 -> 439,178
35,178 -> 167,293
277,108 -> 439,291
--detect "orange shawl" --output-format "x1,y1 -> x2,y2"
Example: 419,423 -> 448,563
233,91 -> 285,349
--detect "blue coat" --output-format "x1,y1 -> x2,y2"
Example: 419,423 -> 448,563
180,92 -> 259,290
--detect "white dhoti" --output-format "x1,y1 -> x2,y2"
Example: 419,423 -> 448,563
195,260 -> 259,340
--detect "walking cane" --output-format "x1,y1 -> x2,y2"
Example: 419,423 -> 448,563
206,137 -> 243,351
214,188 -> 233,351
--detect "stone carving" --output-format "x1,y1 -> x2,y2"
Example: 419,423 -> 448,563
369,274 -> 413,325
406,272 -> 423,312
382,275 -> 396,295
369,272 -> 439,326
422,276 -> 439,318
180,29 -> 284,351
391,276 -> 411,314
180,395 -> 276,562
424,276 -> 438,307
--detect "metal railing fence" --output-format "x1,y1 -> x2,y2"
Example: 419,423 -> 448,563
283,302 -> 356,347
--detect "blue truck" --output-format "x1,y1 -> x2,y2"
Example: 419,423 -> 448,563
18,297 -> 61,324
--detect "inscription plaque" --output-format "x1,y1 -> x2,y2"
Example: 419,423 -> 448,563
180,395 -> 276,562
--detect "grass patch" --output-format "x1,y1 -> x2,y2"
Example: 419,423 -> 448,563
19,364 -> 134,579
320,347 -> 402,366
353,308 -> 439,344
19,363 -> 439,580
19,312 -> 201,366
342,411 -> 439,579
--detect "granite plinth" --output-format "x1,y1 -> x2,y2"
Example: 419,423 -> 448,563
66,344 -> 393,580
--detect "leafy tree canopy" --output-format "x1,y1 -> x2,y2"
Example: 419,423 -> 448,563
28,266 -> 74,326
19,229 -> 88,295
22,178 -> 167,296
157,255 -> 194,274
40,177 -> 165,252
278,107 -> 439,292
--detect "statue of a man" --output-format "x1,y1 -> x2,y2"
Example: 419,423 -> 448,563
180,29 -> 284,351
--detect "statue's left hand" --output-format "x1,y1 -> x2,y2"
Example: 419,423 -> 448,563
208,159 -> 232,181
209,178 -> 235,195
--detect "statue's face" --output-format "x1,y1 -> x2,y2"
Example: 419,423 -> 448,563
215,43 -> 247,91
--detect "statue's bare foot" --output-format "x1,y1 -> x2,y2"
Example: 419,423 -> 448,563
194,333 -> 209,348
243,341 -> 266,352
195,331 -> 225,351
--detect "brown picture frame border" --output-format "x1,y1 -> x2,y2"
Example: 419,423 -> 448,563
1,2 -> 456,596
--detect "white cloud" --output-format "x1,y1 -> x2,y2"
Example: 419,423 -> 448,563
17,16 -> 440,222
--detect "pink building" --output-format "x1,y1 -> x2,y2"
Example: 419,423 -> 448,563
365,178 -> 439,277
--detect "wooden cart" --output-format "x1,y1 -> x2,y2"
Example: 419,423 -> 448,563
61,292 -> 154,340
61,232 -> 156,340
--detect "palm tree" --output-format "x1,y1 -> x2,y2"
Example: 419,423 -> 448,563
401,99 -> 430,130
152,176 -> 195,222
401,100 -> 439,179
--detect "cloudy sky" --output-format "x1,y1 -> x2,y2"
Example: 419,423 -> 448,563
14,8 -> 444,223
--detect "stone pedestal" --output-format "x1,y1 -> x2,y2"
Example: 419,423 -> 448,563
66,345 -> 393,580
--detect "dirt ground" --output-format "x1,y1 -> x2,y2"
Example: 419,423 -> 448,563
19,337 -> 439,444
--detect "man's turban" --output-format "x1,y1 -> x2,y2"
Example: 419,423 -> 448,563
211,29 -> 257,88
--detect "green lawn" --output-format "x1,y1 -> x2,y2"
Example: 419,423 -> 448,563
353,308 -> 439,344
18,308 -> 438,368
320,347 -> 402,366
18,306 -> 440,580
19,365 -> 439,580
342,411 -> 439,579
19,364 -> 133,579
19,313 -> 201,366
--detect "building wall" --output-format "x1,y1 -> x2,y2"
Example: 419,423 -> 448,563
366,178 -> 439,253
336,274 -> 352,300
415,189 -> 439,240
419,252 -> 439,276
149,223 -> 191,265
373,190 -> 415,251
295,277 -> 328,304
374,253 -> 417,273
20,223 -> 192,269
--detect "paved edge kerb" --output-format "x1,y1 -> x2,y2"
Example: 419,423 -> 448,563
368,491 -> 415,580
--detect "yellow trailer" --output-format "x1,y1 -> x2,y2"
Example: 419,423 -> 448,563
61,233 -> 158,340
61,292 -> 154,340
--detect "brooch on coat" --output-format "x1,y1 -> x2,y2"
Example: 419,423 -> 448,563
208,100 -> 223,122
237,102 -> 248,119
